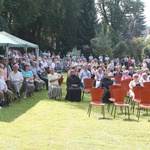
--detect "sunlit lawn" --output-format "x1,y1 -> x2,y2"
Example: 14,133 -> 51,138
0,73 -> 149,150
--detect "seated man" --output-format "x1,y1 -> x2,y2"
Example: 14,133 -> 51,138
65,69 -> 81,102
0,68 -> 12,106
100,71 -> 113,103
79,64 -> 91,88
54,61 -> 62,75
36,62 -> 48,90
8,64 -> 23,100
30,61 -> 45,91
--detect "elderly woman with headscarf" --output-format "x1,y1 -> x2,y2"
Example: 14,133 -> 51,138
48,68 -> 62,99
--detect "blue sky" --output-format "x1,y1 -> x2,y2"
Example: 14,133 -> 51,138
142,0 -> 150,26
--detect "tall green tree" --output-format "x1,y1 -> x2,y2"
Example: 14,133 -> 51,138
0,16 -> 8,31
124,0 -> 146,38
0,0 -> 8,31
97,0 -> 146,45
76,0 -> 98,56
91,22 -> 113,57
58,0 -> 78,54
0,0 -> 3,11
2,0 -> 64,50
2,0 -> 43,41
98,0 -> 127,45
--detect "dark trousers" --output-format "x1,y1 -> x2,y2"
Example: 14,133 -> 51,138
38,73 -> 48,90
65,87 -> 81,102
101,87 -> 111,103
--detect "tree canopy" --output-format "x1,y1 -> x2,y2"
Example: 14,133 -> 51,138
0,0 -> 147,59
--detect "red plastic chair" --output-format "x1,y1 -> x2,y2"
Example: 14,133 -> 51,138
108,85 -> 122,112
82,78 -> 95,101
112,88 -> 130,119
120,79 -> 133,92
87,88 -> 105,118
143,82 -> 150,88
120,79 -> 133,104
132,86 -> 145,113
109,85 -> 122,102
58,77 -> 64,86
114,75 -> 122,84
137,89 -> 150,121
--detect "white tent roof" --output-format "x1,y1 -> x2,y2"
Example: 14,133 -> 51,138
0,31 -> 39,48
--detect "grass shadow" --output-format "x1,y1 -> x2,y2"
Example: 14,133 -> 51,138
98,117 -> 113,120
123,118 -> 139,122
0,90 -> 46,123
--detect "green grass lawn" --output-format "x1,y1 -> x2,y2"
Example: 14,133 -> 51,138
0,73 -> 149,150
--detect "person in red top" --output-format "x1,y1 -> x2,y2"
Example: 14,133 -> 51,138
128,57 -> 131,68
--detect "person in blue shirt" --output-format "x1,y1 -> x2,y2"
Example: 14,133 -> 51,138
22,64 -> 35,98
54,61 -> 62,75
79,64 -> 91,88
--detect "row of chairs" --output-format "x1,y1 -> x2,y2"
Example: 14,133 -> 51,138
86,78 -> 150,121
82,77 -> 131,101
87,88 -> 130,119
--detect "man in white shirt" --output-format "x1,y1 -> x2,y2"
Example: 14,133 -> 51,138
8,64 -> 23,100
80,64 -> 91,88
105,55 -> 110,63
30,61 -> 45,91
88,54 -> 93,62
99,55 -> 103,63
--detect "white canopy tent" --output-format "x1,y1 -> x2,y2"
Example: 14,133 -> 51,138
0,31 -> 39,64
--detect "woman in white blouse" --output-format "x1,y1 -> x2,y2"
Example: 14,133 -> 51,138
140,73 -> 149,83
129,74 -> 143,99
95,68 -> 104,88
48,68 -> 62,99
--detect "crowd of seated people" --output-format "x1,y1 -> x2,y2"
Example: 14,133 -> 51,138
64,57 -> 150,103
0,51 -> 65,106
1,49 -> 150,105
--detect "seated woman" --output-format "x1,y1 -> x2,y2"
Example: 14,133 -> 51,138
140,72 -> 149,83
129,74 -> 144,99
22,64 -> 35,98
95,68 -> 104,88
48,68 -> 62,99
121,70 -> 131,81
0,68 -> 12,106
65,69 -> 81,102
100,71 -> 113,103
